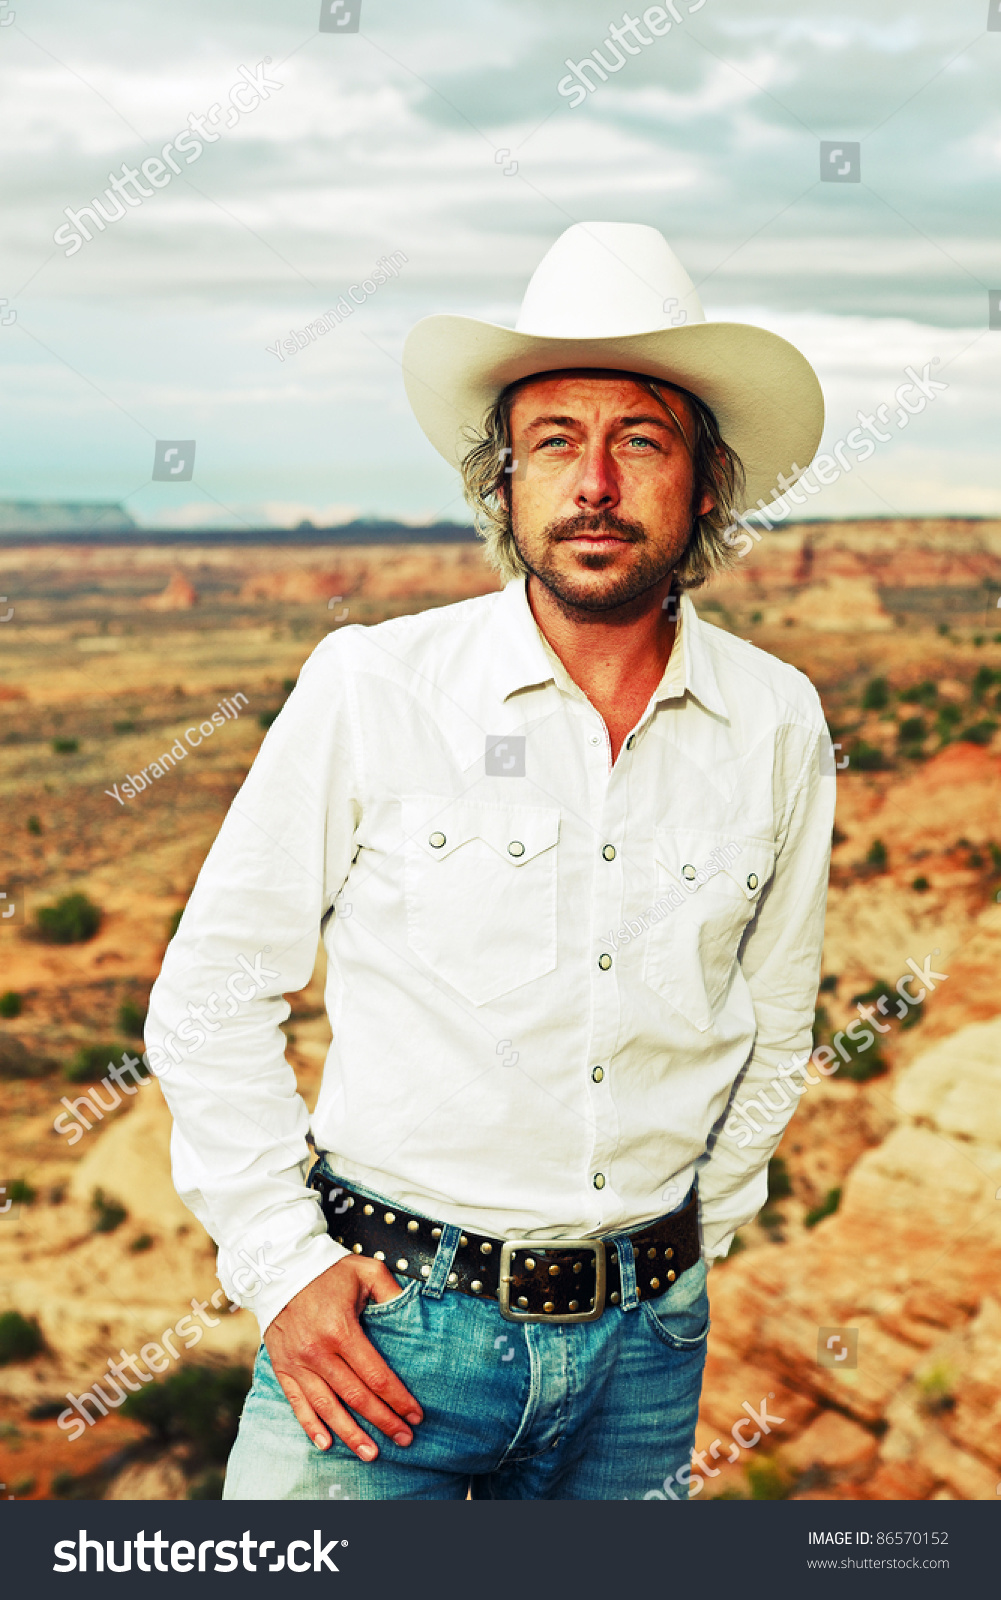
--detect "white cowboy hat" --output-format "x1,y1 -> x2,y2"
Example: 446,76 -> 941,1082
402,221 -> 824,509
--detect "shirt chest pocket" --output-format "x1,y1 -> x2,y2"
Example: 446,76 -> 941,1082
642,829 -> 775,1031
402,796 -> 560,1007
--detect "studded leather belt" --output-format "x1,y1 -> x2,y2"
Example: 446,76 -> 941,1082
309,1170 -> 701,1324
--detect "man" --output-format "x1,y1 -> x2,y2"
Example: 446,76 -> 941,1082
147,221 -> 834,1501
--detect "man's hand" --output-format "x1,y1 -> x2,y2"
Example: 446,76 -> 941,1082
264,1256 -> 423,1460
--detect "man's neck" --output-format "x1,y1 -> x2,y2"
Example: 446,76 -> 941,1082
525,573 -> 679,762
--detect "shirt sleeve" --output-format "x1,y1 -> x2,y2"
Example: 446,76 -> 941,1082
145,633 -> 359,1334
697,715 -> 835,1261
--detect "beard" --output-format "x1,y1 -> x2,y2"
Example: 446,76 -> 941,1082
513,510 -> 686,615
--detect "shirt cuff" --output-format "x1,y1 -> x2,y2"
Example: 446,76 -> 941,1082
220,1230 -> 350,1338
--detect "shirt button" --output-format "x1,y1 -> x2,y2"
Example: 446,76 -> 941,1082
601,844 -> 616,862
589,734 -> 601,746
626,734 -> 636,750
591,1066 -> 604,1083
597,953 -> 612,971
593,1173 -> 606,1190
429,832 -> 446,849
681,863 -> 696,881
508,840 -> 525,858
747,873 -> 759,890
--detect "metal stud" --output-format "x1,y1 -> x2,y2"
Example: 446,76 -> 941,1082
429,832 -> 446,848
647,1246 -> 657,1259
543,1301 -> 555,1314
335,1236 -> 344,1245
407,1220 -> 419,1233
447,1271 -> 458,1286
573,1261 -> 582,1274
459,1235 -> 468,1247
609,1291 -> 620,1305
396,1258 -> 409,1271
610,1250 -> 617,1264
344,1197 -> 354,1207
363,1204 -> 374,1215
665,1246 -> 674,1259
549,1264 -> 560,1277
650,1277 -> 660,1290
470,1280 -> 483,1293
588,1297 -> 595,1308
524,1257 -> 536,1271
374,1250 -> 386,1262
384,1211 -> 395,1224
431,1227 -> 441,1240
352,1242 -> 363,1254
569,1299 -> 579,1311
480,1241 -> 492,1255
420,1264 -> 431,1278
517,1296 -> 529,1309
667,1270 -> 676,1283
507,841 -> 526,858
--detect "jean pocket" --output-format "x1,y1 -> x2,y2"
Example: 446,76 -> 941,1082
360,1273 -> 422,1320
640,1258 -> 710,1350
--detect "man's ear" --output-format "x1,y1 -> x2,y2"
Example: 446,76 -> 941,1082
696,489 -> 716,519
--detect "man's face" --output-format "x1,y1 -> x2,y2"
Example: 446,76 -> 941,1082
506,371 -> 714,614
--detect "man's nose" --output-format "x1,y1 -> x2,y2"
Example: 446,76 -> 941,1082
573,444 -> 620,511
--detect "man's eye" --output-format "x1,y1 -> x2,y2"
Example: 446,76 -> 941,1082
626,436 -> 657,449
537,437 -> 571,451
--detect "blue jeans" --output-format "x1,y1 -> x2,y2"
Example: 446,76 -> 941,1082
224,1188 -> 709,1501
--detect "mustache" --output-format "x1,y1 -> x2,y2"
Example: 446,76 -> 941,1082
547,512 -> 647,543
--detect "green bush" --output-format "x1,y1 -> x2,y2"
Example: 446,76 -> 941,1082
168,906 -> 184,939
51,737 -> 79,755
818,973 -> 838,994
852,742 -> 886,772
865,838 -> 888,871
912,876 -> 930,892
0,990 -> 22,1018
187,1467 -> 226,1500
898,716 -> 926,742
36,892 -> 102,945
90,1187 -> 127,1234
0,1036 -> 54,1080
900,680 -> 937,707
121,1363 -> 252,1463
64,1042 -> 139,1084
116,998 -> 146,1037
0,1310 -> 45,1365
960,721 -> 997,747
839,1049 -> 888,1082
971,666 -> 999,702
861,677 -> 889,711
113,719 -> 137,734
27,814 -> 41,836
767,1156 -> 793,1203
3,1179 -> 36,1206
747,1457 -> 792,1499
804,1187 -> 842,1228
129,1232 -> 154,1253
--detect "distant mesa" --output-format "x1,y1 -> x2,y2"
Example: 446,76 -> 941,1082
140,572 -> 199,611
0,500 -> 137,536
0,502 -> 476,546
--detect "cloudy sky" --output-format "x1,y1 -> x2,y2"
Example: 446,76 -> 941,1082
1,0 -> 999,528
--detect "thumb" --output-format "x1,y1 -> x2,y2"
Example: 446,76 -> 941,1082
355,1256 -> 409,1306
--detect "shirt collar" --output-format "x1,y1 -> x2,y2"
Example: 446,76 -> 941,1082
490,577 -> 729,720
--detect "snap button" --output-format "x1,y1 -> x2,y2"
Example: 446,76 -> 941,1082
508,840 -> 525,858
589,734 -> 601,746
429,832 -> 446,849
601,844 -> 616,861
591,1065 -> 604,1083
626,734 -> 636,750
597,953 -> 612,971
681,863 -> 697,881
593,1173 -> 606,1190
747,873 -> 759,890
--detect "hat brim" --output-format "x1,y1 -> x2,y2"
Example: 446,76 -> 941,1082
402,316 -> 824,511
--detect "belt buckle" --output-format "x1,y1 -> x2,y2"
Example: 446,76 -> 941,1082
497,1238 -> 606,1324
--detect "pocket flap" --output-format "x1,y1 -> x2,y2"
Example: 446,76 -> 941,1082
404,796 -> 560,865
653,828 -> 775,902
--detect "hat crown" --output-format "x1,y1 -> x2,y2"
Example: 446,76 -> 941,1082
514,222 -> 705,340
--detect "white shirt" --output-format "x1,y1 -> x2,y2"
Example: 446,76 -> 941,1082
147,580 -> 834,1333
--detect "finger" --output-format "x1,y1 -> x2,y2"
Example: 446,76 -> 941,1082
336,1321 -> 424,1426
298,1372 -> 382,1461
273,1370 -> 336,1454
323,1353 -> 417,1445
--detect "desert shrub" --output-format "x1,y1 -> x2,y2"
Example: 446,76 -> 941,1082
960,720 -> 997,746
900,680 -> 937,706
121,1363 -> 252,1463
747,1457 -> 792,1500
0,1036 -> 53,1080
51,737 -> 79,755
818,973 -> 838,993
865,838 -> 888,871
27,1399 -> 66,1420
3,1179 -> 36,1205
839,1049 -> 888,1082
36,892 -> 102,944
805,1188 -> 842,1228
0,990 -> 22,1018
971,665 -> 999,702
861,677 -> 889,711
258,709 -> 280,729
168,906 -> 184,938
0,1310 -> 45,1365
129,1232 -> 154,1253
117,998 -> 146,1036
27,814 -> 41,835
916,1363 -> 956,1416
113,719 -> 137,734
90,1187 -> 127,1234
852,741 -> 886,771
912,876 -> 930,892
767,1156 -> 792,1203
898,716 -> 926,742
187,1467 -> 226,1500
64,1042 -> 138,1083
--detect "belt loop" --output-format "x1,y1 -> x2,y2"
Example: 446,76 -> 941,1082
614,1235 -> 639,1312
421,1223 -> 461,1300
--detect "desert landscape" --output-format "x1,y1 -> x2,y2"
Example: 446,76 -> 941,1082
1,516 -> 1000,1502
